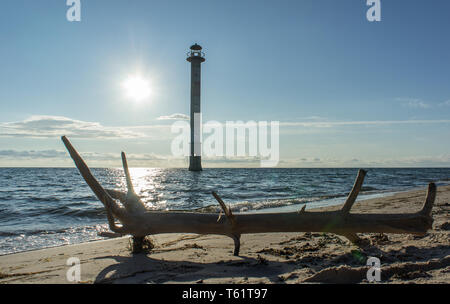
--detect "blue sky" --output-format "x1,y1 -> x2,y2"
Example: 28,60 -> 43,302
0,0 -> 449,167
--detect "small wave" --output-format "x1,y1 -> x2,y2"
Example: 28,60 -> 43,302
0,209 -> 22,218
62,208 -> 106,218
46,206 -> 105,218
45,205 -> 72,215
28,196 -> 61,202
0,225 -> 108,238
0,195 -> 15,201
0,224 -> 111,255
74,195 -> 97,201
194,195 -> 337,213
361,186 -> 379,192
0,231 -> 19,237
229,192 -> 290,199
0,229 -> 60,237
16,205 -> 106,219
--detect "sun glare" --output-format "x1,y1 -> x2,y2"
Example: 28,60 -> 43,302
122,75 -> 152,102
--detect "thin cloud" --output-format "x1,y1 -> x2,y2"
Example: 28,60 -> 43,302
280,155 -> 450,168
0,115 -> 145,139
157,113 -> 189,121
0,149 -> 67,159
0,149 -> 177,163
280,119 -> 450,128
1,149 -> 449,168
300,116 -> 327,121
396,97 -> 431,109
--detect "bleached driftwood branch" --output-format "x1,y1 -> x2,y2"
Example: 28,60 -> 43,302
61,136 -> 436,256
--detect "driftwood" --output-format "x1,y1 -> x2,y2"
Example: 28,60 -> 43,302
61,136 -> 436,256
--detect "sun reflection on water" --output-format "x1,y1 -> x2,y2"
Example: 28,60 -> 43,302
125,168 -> 168,210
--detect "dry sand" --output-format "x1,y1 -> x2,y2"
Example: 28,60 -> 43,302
0,185 -> 449,284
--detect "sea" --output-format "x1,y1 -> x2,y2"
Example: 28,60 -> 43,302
0,167 -> 449,255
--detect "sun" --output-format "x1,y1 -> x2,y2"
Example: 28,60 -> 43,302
122,75 -> 152,102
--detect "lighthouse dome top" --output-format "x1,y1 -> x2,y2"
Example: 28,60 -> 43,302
190,43 -> 202,51
187,43 -> 206,62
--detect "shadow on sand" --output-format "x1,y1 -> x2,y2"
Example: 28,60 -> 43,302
93,241 -> 449,284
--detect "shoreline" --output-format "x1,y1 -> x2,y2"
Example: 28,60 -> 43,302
0,185 -> 424,257
0,184 -> 448,284
1,167 -> 449,257
0,184 -> 405,257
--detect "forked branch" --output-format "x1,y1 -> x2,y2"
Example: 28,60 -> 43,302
342,169 -> 367,214
212,191 -> 241,256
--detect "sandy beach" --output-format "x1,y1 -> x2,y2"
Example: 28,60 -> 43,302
0,185 -> 448,284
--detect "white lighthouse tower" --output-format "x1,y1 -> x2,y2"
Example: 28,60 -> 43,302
187,43 -> 205,171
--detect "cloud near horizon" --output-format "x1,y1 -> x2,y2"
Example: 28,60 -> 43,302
0,149 -> 183,167
2,115 -> 450,140
1,115 -> 449,168
279,119 -> 450,128
396,97 -> 431,109
0,115 -> 145,139
0,149 -> 67,159
1,149 -> 449,168
439,100 -> 450,107
157,113 -> 189,121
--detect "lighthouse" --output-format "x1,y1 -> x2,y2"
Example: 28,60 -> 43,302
187,43 -> 205,171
